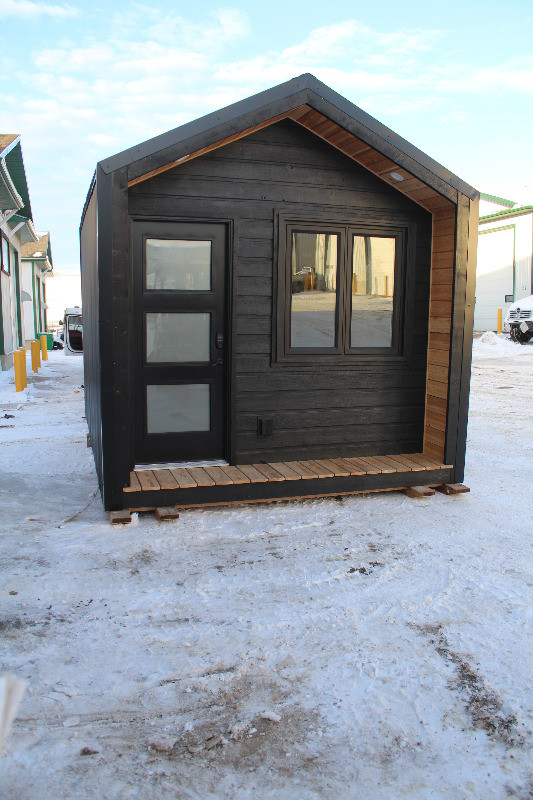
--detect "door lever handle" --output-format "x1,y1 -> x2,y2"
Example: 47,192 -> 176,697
210,358 -> 223,367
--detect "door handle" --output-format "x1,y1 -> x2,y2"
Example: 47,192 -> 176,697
210,358 -> 223,367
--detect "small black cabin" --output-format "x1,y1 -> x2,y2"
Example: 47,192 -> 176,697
80,74 -> 478,512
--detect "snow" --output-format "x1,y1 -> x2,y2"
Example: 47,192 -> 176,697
0,339 -> 532,799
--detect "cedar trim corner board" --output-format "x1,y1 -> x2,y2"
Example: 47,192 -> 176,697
80,74 -> 478,512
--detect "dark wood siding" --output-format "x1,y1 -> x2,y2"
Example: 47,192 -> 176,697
80,184 -> 103,488
129,120 -> 432,464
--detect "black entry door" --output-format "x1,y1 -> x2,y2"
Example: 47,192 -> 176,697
133,220 -> 227,465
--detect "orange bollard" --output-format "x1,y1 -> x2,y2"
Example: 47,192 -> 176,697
19,347 -> 27,389
40,334 -> 48,361
14,349 -> 25,392
497,308 -> 502,334
31,339 -> 41,373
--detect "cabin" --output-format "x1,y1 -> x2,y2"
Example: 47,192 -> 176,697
80,74 -> 479,514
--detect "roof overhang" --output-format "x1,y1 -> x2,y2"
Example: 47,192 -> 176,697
99,74 -> 478,212
479,206 -> 533,224
9,214 -> 39,243
0,157 -> 24,213
0,138 -> 33,222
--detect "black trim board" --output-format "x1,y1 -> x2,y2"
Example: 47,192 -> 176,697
119,467 -> 453,512
99,74 -> 477,201
97,166 -> 134,510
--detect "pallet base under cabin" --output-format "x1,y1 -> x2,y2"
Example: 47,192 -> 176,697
117,454 -> 460,514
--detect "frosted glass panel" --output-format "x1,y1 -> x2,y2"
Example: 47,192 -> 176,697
290,232 -> 338,348
351,236 -> 395,348
146,384 -> 210,433
146,313 -> 210,363
146,239 -> 211,290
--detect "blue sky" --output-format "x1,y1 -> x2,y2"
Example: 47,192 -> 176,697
2,0 -> 533,270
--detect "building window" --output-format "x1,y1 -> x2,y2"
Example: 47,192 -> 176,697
1,234 -> 10,275
276,217 -> 407,362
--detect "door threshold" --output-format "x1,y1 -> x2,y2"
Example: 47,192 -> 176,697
135,459 -> 229,471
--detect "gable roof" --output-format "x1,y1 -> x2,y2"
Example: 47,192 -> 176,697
0,134 -> 19,154
21,233 -> 52,262
99,74 -> 477,211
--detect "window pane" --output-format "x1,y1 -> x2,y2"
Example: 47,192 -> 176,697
351,236 -> 395,348
146,312 -> 210,363
146,239 -> 211,290
146,384 -> 210,433
290,232 -> 337,348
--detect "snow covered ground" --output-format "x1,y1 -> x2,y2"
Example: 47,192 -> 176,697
0,338 -> 532,800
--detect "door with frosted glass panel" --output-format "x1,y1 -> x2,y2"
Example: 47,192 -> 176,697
133,221 -> 227,465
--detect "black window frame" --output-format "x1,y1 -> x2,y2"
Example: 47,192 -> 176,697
274,213 -> 414,366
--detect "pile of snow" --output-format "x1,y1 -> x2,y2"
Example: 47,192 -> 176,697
473,331 -> 532,357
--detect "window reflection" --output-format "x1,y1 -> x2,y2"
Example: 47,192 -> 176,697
290,232 -> 338,348
351,236 -> 395,348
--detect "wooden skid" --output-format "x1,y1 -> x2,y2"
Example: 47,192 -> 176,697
155,506 -> 180,521
402,485 -> 436,499
109,509 -> 132,524
435,483 -> 470,495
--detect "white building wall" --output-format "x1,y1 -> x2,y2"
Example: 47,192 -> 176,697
0,219 -> 24,365
514,213 -> 533,300
474,227 -> 514,331
475,210 -> 533,332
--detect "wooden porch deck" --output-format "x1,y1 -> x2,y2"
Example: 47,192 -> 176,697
122,453 -> 454,511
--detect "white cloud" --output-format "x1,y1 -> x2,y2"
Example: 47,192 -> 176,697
0,0 -> 77,18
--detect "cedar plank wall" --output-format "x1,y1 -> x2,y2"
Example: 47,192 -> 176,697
80,186 -> 104,489
424,206 -> 455,461
129,120 -> 434,464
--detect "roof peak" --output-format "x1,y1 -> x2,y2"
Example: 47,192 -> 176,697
98,74 -> 477,202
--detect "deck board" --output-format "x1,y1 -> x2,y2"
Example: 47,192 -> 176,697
124,453 -> 451,494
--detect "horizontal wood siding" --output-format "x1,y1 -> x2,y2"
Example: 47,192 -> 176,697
129,120 -> 434,464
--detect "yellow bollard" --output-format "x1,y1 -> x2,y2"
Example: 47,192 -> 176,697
40,334 -> 48,361
14,349 -> 25,392
31,339 -> 41,373
19,347 -> 27,389
497,308 -> 502,334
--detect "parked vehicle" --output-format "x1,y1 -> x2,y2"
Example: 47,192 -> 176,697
505,294 -> 533,344
63,307 -> 83,355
